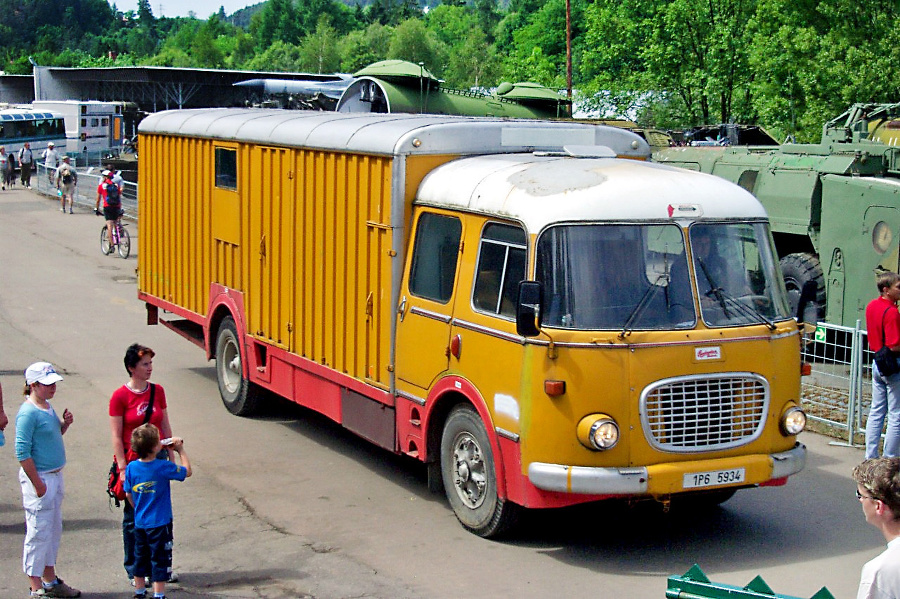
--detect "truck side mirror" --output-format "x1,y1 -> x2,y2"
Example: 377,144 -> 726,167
796,279 -> 819,324
516,281 -> 543,337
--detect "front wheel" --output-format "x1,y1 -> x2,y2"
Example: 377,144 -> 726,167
100,225 -> 112,255
440,405 -> 518,537
117,225 -> 131,259
215,316 -> 262,416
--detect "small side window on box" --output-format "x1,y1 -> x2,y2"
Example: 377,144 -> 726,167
215,147 -> 237,190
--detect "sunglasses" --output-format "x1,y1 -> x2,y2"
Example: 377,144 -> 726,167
856,488 -> 880,502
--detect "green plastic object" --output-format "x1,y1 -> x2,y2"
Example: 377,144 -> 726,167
666,564 -> 835,599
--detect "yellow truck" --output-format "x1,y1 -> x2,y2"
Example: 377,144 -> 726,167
138,109 -> 809,537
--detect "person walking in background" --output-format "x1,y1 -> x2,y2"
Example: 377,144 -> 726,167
16,362 -> 81,598
866,272 -> 900,459
125,424 -> 191,599
1,145 -> 12,190
853,457 -> 900,598
109,344 -> 179,587
55,157 -> 76,214
43,142 -> 60,185
0,380 -> 7,447
19,142 -> 34,188
105,164 -> 124,192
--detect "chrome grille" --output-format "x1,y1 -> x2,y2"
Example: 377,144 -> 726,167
640,373 -> 769,452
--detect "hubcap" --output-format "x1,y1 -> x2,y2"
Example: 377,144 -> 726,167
221,337 -> 240,394
452,432 -> 487,509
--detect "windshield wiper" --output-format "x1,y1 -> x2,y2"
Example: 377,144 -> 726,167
698,260 -> 775,330
620,275 -> 667,338
696,259 -> 731,318
718,292 -> 777,330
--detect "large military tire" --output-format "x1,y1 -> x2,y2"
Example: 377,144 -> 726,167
215,316 -> 262,416
441,405 -> 519,537
780,253 -> 825,321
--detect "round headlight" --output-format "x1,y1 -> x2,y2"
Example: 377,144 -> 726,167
577,414 -> 620,451
589,419 -> 619,450
781,406 -> 807,436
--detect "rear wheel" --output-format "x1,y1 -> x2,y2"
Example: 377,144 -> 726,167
100,226 -> 112,255
117,225 -> 130,259
215,316 -> 261,416
441,405 -> 518,537
780,253 -> 824,321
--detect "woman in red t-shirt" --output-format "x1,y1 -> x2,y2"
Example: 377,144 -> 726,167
108,343 -> 175,585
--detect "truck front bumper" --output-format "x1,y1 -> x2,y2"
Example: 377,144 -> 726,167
527,442 -> 806,496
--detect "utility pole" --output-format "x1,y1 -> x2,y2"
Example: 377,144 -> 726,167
565,0 -> 572,99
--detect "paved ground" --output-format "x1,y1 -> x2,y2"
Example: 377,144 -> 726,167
0,186 -> 881,598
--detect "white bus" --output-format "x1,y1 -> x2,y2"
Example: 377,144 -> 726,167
0,107 -> 66,168
31,100 -> 127,156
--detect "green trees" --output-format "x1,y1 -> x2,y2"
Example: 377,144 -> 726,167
1,0 -> 898,137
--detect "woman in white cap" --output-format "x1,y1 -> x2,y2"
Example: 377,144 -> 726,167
15,362 -> 81,598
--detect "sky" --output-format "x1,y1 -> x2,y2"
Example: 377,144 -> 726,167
109,1 -> 256,19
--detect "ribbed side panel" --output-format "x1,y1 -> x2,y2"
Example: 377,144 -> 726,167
138,133 -> 218,317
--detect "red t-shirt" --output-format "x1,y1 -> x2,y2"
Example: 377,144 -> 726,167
109,383 -> 168,460
866,296 -> 900,352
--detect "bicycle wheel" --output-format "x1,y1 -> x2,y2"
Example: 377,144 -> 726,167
117,225 -> 131,259
100,225 -> 112,255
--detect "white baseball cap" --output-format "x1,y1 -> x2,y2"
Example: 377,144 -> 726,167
25,362 -> 63,385
47,142 -> 54,147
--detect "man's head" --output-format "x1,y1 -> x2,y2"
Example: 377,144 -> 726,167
47,142 -> 54,149
877,272 -> 900,294
62,156 -> 70,163
131,423 -> 161,459
853,458 -> 900,523
24,142 -> 30,149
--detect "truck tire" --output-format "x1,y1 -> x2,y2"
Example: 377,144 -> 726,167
441,405 -> 519,537
215,316 -> 262,416
779,253 -> 825,321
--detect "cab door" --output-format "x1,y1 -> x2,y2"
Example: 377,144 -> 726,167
395,210 -> 464,391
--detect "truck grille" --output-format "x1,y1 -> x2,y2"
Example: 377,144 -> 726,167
640,373 -> 769,452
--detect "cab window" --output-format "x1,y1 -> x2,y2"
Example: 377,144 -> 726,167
473,223 -> 527,318
409,212 -> 462,303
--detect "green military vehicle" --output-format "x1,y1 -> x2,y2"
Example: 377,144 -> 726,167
655,103 -> 900,327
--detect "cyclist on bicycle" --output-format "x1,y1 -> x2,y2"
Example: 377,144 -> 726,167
98,170 -> 123,250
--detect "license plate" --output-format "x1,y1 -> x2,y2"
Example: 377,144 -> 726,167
683,468 -> 745,489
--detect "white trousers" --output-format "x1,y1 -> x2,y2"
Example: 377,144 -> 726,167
19,468 -> 64,577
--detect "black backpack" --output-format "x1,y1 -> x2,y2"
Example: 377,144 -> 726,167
61,168 -> 73,184
106,181 -> 121,205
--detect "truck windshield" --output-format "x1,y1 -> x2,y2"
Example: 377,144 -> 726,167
535,222 -> 791,331
689,222 -> 791,328
536,223 -> 694,330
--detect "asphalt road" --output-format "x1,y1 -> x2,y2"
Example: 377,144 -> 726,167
0,186 -> 879,598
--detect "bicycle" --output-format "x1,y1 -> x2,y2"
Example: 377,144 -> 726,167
100,210 -> 130,259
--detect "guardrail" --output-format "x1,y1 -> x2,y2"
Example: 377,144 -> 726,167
667,565 -> 834,599
801,320 -> 874,448
31,163 -> 137,219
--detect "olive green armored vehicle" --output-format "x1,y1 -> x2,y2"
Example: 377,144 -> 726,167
656,103 -> 900,327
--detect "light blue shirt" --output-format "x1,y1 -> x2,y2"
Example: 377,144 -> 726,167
15,401 -> 66,472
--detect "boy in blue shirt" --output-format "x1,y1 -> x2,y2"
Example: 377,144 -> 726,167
125,423 -> 191,599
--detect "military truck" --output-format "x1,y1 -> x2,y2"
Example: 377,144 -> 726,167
655,103 -> 900,327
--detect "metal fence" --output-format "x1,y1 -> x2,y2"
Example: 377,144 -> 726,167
801,320 -> 872,447
30,163 -> 137,219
